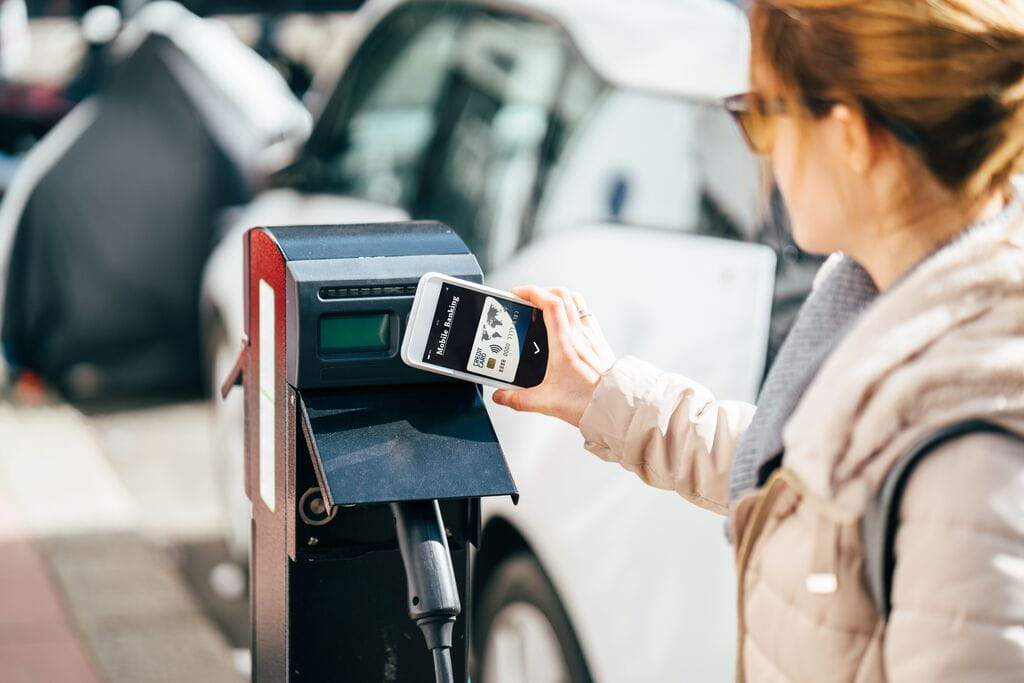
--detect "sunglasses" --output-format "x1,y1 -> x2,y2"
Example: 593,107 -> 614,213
723,92 -> 835,155
723,92 -> 923,156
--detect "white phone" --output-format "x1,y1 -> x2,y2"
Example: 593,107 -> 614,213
401,272 -> 549,389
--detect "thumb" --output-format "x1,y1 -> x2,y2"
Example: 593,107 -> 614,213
492,388 -> 515,408
492,388 -> 530,412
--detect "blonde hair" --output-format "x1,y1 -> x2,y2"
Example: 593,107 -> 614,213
750,0 -> 1024,204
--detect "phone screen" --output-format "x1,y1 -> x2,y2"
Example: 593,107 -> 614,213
423,282 -> 548,387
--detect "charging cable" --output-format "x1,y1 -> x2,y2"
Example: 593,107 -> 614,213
391,500 -> 460,683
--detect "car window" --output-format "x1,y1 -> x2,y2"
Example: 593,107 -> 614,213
291,5 -> 579,271
412,15 -> 573,269
534,90 -> 761,243
296,4 -> 465,208
515,56 -> 605,248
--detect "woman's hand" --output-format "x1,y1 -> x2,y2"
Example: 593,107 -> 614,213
492,286 -> 616,427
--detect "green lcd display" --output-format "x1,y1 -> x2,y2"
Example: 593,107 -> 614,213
319,314 -> 390,353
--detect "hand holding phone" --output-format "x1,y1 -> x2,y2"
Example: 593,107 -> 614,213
402,275 -> 616,426
489,285 -> 616,426
401,273 -> 550,389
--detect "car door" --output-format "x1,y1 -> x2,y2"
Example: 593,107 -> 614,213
482,225 -> 774,682
476,69 -> 777,681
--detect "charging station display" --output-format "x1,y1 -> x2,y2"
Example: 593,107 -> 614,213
423,282 -> 547,387
319,313 -> 390,353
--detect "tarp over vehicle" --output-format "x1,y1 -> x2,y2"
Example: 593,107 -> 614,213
0,2 -> 309,401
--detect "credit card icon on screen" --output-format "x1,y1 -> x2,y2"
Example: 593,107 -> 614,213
467,297 -> 520,381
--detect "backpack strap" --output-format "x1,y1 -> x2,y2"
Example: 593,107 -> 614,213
861,419 -> 1019,621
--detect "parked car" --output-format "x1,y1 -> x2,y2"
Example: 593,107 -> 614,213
202,0 -> 817,680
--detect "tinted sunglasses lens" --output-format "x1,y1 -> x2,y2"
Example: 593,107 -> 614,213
741,105 -> 774,155
728,94 -> 773,155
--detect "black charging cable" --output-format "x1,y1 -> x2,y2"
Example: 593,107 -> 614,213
391,500 -> 460,683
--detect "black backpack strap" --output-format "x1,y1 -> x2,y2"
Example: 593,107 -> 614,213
861,419 -> 1018,621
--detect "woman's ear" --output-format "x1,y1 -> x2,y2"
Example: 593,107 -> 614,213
831,103 -> 874,176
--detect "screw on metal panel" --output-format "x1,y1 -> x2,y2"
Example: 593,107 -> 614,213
299,487 -> 336,526
310,497 -> 326,515
308,537 -> 319,546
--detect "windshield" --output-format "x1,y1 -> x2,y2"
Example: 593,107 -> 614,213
278,3 -> 761,269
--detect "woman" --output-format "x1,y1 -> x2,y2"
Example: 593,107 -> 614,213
492,0 -> 1024,680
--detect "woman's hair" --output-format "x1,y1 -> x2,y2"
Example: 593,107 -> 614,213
750,0 -> 1024,203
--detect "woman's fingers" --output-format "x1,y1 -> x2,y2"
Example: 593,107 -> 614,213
491,388 -> 514,409
570,290 -> 598,345
569,291 -> 615,370
550,286 -> 606,369
492,384 -> 560,415
515,285 -> 577,356
552,286 -> 581,326
511,285 -> 557,308
570,290 -> 589,318
492,387 -> 533,412
514,285 -> 613,369
494,285 -> 616,426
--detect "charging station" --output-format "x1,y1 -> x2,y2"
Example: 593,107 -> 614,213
222,222 -> 518,681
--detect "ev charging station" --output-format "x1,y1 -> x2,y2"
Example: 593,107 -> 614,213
223,222 -> 518,681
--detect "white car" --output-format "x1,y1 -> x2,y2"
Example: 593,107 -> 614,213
202,0 -> 803,680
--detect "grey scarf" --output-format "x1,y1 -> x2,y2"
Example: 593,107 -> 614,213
728,186 -> 1024,502
728,256 -> 878,501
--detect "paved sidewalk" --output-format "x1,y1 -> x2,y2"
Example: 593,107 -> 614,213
0,494 -> 101,683
0,403 -> 242,683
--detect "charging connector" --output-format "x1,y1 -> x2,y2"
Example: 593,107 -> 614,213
391,500 -> 461,683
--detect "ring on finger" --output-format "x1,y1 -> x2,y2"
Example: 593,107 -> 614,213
577,308 -> 593,319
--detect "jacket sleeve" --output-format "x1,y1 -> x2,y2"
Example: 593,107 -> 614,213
577,356 -> 756,515
884,431 -> 1024,681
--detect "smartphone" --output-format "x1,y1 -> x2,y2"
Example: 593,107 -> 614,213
401,272 -> 549,389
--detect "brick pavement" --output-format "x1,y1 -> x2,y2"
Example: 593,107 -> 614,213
0,404 -> 242,683
0,494 -> 101,683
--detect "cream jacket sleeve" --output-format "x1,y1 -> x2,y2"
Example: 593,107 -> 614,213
577,356 -> 756,515
885,431 -> 1024,681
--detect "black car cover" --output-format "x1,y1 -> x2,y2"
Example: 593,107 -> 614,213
2,33 -> 249,401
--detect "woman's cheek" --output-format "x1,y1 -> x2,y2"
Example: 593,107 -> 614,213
770,127 -> 808,243
771,122 -> 838,255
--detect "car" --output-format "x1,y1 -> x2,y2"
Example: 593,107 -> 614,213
201,0 -> 816,679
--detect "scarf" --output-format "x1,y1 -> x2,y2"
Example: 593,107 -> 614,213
784,196 -> 1024,513
728,187 -> 1023,504
728,255 -> 878,502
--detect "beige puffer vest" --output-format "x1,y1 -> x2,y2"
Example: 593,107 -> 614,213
580,208 -> 1024,681
730,212 -> 1024,681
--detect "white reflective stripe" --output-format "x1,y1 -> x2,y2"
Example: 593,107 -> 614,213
258,279 -> 275,512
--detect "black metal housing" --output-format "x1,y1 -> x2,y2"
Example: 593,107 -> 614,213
243,222 -> 517,682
